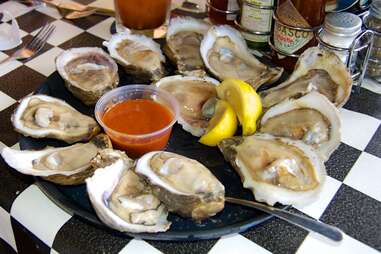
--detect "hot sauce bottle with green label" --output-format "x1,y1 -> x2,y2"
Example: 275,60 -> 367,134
239,0 -> 275,50
271,0 -> 327,70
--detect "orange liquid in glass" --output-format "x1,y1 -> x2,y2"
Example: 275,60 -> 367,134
115,0 -> 171,30
208,0 -> 238,25
102,99 -> 174,158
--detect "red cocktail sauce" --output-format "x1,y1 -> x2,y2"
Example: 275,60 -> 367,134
102,99 -> 173,158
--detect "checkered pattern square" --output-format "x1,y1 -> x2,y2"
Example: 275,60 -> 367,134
0,1 -> 380,253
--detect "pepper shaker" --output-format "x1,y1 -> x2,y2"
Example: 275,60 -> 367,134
364,1 -> 381,80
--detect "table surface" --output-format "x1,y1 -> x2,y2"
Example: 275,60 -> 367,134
0,1 -> 381,254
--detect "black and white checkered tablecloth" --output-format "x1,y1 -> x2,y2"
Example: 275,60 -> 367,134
0,1 -> 380,253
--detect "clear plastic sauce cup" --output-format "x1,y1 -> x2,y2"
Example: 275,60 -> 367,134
95,85 -> 180,158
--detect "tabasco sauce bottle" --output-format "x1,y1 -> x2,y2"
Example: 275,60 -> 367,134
271,0 -> 327,70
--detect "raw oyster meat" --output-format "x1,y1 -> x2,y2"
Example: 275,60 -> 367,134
136,151 -> 225,220
154,75 -> 219,137
56,47 -> 119,105
12,95 -> 100,143
104,32 -> 165,82
200,25 -> 283,89
87,149 -> 171,233
1,134 -> 112,185
260,47 -> 353,108
164,16 -> 210,76
219,134 -> 326,206
260,91 -> 341,161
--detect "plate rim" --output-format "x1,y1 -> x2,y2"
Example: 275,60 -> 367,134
34,178 -> 274,241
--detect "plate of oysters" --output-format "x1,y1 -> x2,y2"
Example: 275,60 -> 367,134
1,17 -> 352,240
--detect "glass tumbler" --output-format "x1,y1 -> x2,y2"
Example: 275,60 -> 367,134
114,0 -> 172,37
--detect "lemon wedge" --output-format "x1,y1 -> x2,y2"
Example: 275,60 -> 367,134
216,79 -> 262,136
199,100 -> 237,147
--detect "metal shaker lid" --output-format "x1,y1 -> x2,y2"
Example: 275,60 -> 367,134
370,1 -> 381,20
324,12 -> 362,36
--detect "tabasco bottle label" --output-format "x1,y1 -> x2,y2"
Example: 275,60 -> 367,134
273,0 -> 313,56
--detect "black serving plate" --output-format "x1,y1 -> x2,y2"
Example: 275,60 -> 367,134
19,66 -> 284,241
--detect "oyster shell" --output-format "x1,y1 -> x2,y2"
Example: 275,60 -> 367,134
200,25 -> 283,89
164,17 -> 210,76
135,151 -> 225,220
12,95 -> 100,143
260,91 -> 341,161
219,134 -> 326,206
154,75 -> 219,137
260,47 -> 353,108
87,149 -> 171,233
1,134 -> 112,185
56,47 -> 119,105
104,32 -> 165,82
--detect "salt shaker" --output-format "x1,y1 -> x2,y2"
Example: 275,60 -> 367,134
318,12 -> 362,65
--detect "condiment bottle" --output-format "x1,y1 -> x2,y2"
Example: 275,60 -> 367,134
208,0 -> 240,25
364,1 -> 381,79
350,0 -> 372,15
359,0 -> 371,9
238,0 -> 275,49
271,0 -> 327,71
318,12 -> 362,65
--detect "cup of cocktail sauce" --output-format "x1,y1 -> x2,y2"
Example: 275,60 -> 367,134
95,85 -> 179,158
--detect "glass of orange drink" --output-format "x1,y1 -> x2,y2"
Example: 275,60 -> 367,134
114,0 -> 172,37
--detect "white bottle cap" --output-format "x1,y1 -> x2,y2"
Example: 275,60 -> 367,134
324,12 -> 362,37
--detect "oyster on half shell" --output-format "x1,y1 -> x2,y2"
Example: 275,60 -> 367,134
12,95 -> 100,143
164,17 -> 210,76
200,25 -> 283,89
260,47 -> 353,109
135,151 -> 225,220
56,47 -> 119,105
104,32 -> 165,82
154,75 -> 219,137
1,134 -> 112,185
219,134 -> 326,206
260,91 -> 341,161
87,149 -> 171,233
